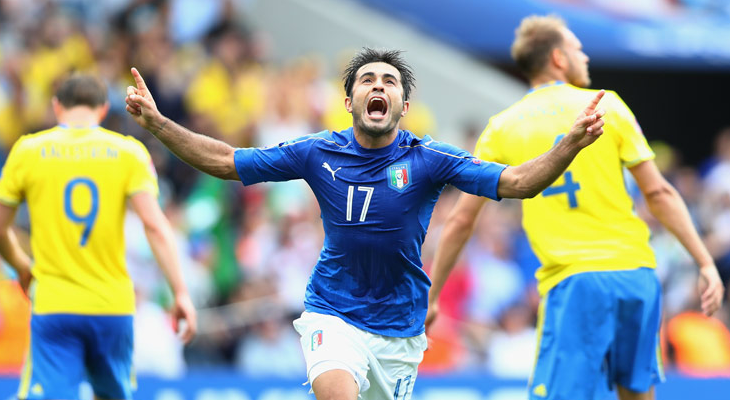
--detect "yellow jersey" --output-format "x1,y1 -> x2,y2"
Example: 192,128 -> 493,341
474,82 -> 656,296
0,126 -> 158,314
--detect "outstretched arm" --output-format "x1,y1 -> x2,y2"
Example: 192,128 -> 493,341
498,90 -> 606,199
426,193 -> 487,332
0,204 -> 32,295
130,191 -> 198,343
630,160 -> 724,316
125,68 -> 238,180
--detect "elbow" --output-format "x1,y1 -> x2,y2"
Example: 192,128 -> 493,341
444,203 -> 483,236
644,184 -> 676,210
521,185 -> 542,199
498,167 -> 541,199
213,150 -> 239,180
450,212 -> 477,231
0,228 -> 13,246
207,165 -> 234,181
500,177 -> 541,199
141,219 -> 165,240
221,163 -> 240,181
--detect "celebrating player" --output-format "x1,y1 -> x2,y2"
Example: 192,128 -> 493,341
126,47 -> 604,400
426,15 -> 724,400
0,74 -> 197,400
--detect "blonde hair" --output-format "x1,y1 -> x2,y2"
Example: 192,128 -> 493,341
511,15 -> 566,79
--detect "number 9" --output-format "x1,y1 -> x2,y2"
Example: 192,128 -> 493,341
64,178 -> 99,246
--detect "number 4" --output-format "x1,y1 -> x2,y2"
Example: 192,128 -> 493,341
542,134 -> 580,208
346,186 -> 374,222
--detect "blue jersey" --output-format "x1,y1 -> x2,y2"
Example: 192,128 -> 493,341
234,128 -> 506,337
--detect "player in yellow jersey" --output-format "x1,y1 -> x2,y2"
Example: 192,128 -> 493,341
0,74 -> 197,400
426,15 -> 724,400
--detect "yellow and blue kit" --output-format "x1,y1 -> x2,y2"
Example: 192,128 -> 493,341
0,125 -> 158,399
474,82 -> 663,398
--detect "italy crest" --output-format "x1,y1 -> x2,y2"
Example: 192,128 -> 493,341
387,162 -> 411,191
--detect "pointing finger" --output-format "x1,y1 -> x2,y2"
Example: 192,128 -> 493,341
583,89 -> 605,116
131,67 -> 148,92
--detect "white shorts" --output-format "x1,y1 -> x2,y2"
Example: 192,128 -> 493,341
293,311 -> 427,400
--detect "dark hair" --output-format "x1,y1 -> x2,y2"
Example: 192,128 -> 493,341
343,48 -> 415,101
55,74 -> 108,108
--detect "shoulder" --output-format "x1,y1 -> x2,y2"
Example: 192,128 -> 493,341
560,86 -> 629,112
600,89 -> 633,112
276,129 -> 351,150
402,132 -> 469,159
312,128 -> 351,147
10,126 -> 61,153
488,101 -> 522,127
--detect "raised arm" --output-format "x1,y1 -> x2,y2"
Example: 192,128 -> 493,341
498,90 -> 606,199
0,204 -> 32,295
630,160 -> 724,316
125,68 -> 238,180
129,191 -> 197,343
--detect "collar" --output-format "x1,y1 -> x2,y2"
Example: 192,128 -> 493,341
528,80 -> 565,93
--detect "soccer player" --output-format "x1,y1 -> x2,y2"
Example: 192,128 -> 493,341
125,47 -> 605,400
426,15 -> 725,400
0,74 -> 197,400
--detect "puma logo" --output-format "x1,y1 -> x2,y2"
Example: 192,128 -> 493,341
322,162 -> 341,181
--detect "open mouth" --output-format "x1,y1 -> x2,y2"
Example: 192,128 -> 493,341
366,96 -> 388,119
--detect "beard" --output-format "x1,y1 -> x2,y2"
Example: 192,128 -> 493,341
567,63 -> 591,88
352,109 -> 401,138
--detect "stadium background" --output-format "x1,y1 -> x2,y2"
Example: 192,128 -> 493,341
1,0 -> 730,398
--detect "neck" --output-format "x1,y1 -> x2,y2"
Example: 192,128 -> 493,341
58,108 -> 100,128
530,71 -> 568,89
352,126 -> 399,149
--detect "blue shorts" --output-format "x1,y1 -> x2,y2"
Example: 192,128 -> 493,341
529,268 -> 664,400
18,314 -> 135,400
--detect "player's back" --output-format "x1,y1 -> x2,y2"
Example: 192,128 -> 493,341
474,82 -> 656,295
0,126 -> 157,315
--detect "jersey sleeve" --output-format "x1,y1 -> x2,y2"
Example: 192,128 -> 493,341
0,137 -> 30,206
473,116 -> 508,164
234,135 -> 311,185
605,91 -> 655,167
424,138 -> 507,200
125,139 -> 159,197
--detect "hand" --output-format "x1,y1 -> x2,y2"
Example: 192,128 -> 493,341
425,301 -> 440,335
564,89 -> 606,149
125,67 -> 164,132
171,293 -> 198,344
698,265 -> 724,316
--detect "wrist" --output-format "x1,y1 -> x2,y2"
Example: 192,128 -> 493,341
699,263 -> 717,271
151,115 -> 169,135
556,135 -> 581,155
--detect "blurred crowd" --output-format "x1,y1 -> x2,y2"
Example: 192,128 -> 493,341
1,0 -> 730,382
550,0 -> 730,19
